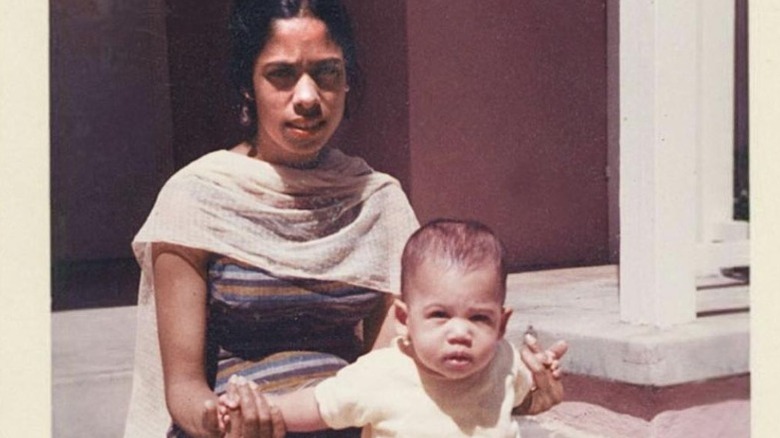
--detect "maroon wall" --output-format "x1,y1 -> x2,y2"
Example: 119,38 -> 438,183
338,0 -> 411,190
155,0 -> 611,265
50,0 -> 174,261
165,2 -> 242,167
405,1 -> 609,269
52,0 -> 610,308
734,0 -> 749,220
50,0 -> 175,308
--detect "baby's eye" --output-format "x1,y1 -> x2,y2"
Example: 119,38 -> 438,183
427,310 -> 448,319
470,314 -> 492,324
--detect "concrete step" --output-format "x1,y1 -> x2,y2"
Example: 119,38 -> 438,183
503,265 -> 749,386
52,265 -> 751,437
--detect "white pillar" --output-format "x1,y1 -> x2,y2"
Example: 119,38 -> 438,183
695,0 -> 749,275
698,0 -> 736,239
619,0 -> 699,326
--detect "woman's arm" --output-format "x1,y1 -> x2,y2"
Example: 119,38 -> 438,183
153,243 -> 223,437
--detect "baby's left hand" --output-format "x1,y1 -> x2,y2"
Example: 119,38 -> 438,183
519,333 -> 568,414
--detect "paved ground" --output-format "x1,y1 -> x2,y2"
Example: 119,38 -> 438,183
516,400 -> 749,438
53,306 -> 136,438
52,265 -> 751,437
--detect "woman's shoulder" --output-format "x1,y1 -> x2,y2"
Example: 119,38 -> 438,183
170,148 -> 244,178
160,148 -> 260,191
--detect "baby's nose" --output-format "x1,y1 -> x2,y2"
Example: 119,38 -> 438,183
446,319 -> 472,345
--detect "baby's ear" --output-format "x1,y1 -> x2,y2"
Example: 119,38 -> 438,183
498,306 -> 513,338
393,299 -> 410,338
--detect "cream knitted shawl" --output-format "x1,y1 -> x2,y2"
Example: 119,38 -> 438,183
123,149 -> 419,437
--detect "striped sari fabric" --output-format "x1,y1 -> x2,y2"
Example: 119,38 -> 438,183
173,256 -> 382,437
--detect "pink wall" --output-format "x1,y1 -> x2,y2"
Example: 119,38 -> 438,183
51,0 -> 611,307
155,0 -> 612,270
404,1 -> 609,269
164,1 -> 242,166
50,0 -> 174,261
338,1 -> 411,190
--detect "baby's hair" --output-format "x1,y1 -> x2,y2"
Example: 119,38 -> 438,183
401,219 -> 508,302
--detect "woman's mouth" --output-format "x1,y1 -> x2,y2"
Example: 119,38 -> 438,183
286,120 -> 326,136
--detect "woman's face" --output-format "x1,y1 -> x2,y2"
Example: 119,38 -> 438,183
251,16 -> 348,167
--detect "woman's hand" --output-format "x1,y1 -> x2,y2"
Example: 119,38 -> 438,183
199,398 -> 225,437
221,376 -> 286,438
517,333 -> 568,415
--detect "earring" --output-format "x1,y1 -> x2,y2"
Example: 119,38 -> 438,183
242,89 -> 255,101
239,104 -> 251,126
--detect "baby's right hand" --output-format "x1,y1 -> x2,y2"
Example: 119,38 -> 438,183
215,375 -> 243,431
221,375 -> 286,438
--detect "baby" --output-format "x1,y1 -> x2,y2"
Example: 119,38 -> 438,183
222,219 -> 553,437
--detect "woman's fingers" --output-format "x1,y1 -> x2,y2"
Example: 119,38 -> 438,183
225,397 -> 243,438
269,403 -> 286,438
519,334 -> 567,414
546,340 -> 567,379
235,378 -> 260,437
201,399 -> 223,437
524,334 -> 568,366
229,376 -> 282,438
220,375 -> 283,438
247,379 -> 284,438
523,333 -> 542,353
549,340 -> 569,361
520,343 -> 543,373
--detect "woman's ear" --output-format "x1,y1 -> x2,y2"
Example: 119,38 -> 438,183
393,299 -> 409,339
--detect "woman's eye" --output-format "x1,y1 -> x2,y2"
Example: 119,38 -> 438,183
428,311 -> 448,319
312,64 -> 343,88
315,65 -> 339,76
268,67 -> 295,78
265,68 -> 298,87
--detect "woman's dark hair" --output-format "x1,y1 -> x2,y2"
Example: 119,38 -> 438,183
229,0 -> 359,133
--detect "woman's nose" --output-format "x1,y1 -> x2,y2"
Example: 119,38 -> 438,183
293,74 -> 321,115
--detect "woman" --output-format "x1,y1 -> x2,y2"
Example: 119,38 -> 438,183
123,1 -> 565,437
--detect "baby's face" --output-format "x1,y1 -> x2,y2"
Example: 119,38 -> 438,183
399,261 -> 510,380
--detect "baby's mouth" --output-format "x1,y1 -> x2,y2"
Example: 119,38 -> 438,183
443,352 -> 473,367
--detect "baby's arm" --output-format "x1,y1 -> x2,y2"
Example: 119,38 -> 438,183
219,376 -> 328,433
266,388 -> 328,432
